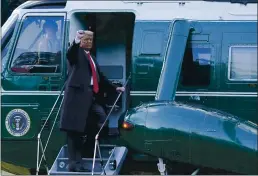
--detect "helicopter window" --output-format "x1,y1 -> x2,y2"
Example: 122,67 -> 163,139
1,16 -> 17,73
180,47 -> 212,87
10,16 -> 64,74
140,31 -> 163,55
2,36 -> 12,74
228,46 -> 257,81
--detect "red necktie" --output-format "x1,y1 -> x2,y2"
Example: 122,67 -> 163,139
86,52 -> 99,93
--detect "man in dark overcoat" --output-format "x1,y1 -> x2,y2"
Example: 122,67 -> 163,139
59,30 -> 125,172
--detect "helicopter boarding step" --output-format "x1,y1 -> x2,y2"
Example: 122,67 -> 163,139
48,144 -> 128,175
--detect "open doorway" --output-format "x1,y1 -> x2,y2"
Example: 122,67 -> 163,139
69,12 -> 135,135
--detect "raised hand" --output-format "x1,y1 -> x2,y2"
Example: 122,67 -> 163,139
75,30 -> 85,41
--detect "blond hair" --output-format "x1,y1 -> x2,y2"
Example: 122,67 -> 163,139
81,30 -> 94,40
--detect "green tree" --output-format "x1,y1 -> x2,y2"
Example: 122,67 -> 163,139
1,0 -> 10,25
1,0 -> 27,26
8,0 -> 28,11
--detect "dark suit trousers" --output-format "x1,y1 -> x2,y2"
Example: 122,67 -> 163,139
67,93 -> 107,167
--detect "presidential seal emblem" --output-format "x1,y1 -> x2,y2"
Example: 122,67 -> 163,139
5,109 -> 31,137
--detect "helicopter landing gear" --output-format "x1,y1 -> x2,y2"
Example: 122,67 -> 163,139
157,158 -> 167,175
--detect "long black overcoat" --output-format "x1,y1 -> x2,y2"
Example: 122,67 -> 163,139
59,40 -> 117,133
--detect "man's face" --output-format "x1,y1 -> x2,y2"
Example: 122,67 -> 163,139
80,34 -> 93,50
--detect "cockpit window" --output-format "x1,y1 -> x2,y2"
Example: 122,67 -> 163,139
1,15 -> 17,73
10,16 -> 64,74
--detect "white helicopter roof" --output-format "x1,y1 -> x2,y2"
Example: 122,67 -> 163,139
13,0 -> 257,21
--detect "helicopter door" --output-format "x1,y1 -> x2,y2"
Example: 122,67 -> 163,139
67,12 -> 135,135
220,31 -> 257,124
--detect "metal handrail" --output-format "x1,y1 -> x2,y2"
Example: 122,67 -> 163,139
91,74 -> 131,175
36,82 -> 66,175
36,65 -> 75,175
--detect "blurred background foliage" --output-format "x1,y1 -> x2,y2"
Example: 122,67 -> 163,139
1,0 -> 28,26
